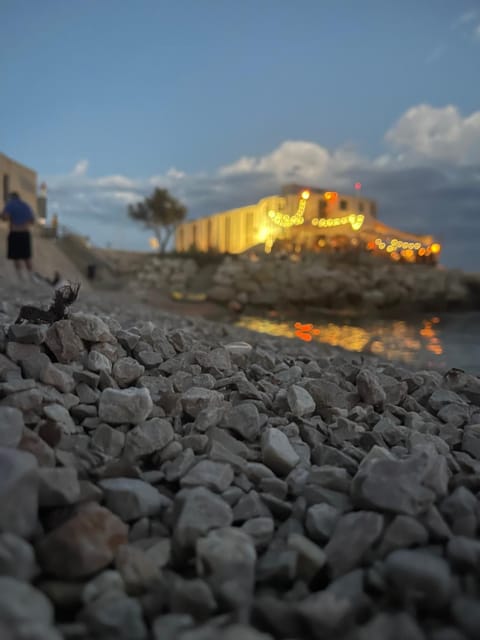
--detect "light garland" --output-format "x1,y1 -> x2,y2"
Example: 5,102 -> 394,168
267,192 -> 310,228
311,213 -> 365,231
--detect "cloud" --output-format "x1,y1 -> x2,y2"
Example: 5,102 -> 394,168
41,104 -> 480,270
385,104 -> 480,164
452,10 -> 477,28
72,159 -> 89,177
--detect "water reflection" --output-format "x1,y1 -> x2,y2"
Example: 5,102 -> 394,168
236,314 -> 448,369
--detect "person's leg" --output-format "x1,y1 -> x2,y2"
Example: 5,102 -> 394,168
25,259 -> 33,272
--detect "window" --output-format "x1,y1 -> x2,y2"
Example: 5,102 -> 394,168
318,200 -> 327,218
340,199 -> 347,210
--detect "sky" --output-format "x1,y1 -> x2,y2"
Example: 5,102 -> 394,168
1,0 -> 480,269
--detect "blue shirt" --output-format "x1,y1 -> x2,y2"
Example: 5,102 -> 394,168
3,199 -> 34,225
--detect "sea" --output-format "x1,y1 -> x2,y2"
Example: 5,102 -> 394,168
235,311 -> 480,375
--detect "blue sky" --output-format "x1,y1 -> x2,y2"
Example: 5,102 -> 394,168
2,0 -> 480,268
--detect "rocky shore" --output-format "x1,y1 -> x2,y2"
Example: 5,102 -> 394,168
133,253 -> 480,315
1,281 -> 480,640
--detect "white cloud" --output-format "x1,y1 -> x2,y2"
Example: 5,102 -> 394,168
385,104 -> 480,164
72,159 -> 89,177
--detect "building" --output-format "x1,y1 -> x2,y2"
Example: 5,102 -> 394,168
175,184 -> 441,263
0,152 -> 39,215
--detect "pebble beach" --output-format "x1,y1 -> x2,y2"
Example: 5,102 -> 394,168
1,279 -> 480,640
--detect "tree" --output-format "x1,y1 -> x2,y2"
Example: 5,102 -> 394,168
128,188 -> 187,253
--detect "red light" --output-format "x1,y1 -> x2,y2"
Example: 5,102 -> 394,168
354,182 -> 362,190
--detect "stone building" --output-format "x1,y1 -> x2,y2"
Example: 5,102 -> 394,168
0,152 -> 39,214
175,184 -> 441,263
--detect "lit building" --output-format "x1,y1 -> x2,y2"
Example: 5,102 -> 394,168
175,184 -> 441,263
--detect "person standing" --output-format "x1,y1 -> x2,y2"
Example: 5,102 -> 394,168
1,192 -> 35,280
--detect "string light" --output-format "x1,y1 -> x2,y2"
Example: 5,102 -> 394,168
312,213 -> 365,231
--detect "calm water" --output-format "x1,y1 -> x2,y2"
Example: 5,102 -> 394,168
235,311 -> 480,374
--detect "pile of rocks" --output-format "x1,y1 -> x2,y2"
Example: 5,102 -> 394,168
135,257 -> 198,294
1,287 -> 480,639
134,253 -> 480,313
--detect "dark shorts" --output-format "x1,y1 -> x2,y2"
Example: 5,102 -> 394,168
7,231 -> 32,261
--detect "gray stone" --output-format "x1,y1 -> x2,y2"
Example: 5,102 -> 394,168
0,387 -> 43,412
241,517 -> 274,549
440,486 -> 478,537
86,349 -> 112,374
82,569 -> 125,604
91,423 -> 125,457
99,478 -> 168,521
308,464 -> 350,493
112,357 -> 145,387
114,544 -> 159,594
297,590 -> 354,639
379,515 -> 429,556
43,403 -> 77,434
18,427 -> 55,467
38,467 -> 81,507
40,363 -> 75,393
19,352 -> 51,380
152,614 -> 194,640
196,526 -> 256,609
262,427 -> 300,476
384,549 -> 452,608
0,406 -> 24,448
287,384 -> 316,417
287,533 -> 326,581
8,323 -> 47,344
222,402 -> 261,441
233,490 -> 271,522
462,424 -> 480,460
6,341 -> 41,363
429,389 -> 467,412
124,417 -> 174,459
181,387 -> 224,418
305,503 -> 341,543
80,591 -> 147,640
170,576 -> 217,620
0,532 -> 37,580
352,452 -> 436,516
173,487 -> 233,550
325,511 -> 384,577
356,612 -> 426,640
356,369 -> 386,409
0,576 -> 54,627
0,447 -> 38,538
447,536 -> 480,571
451,596 -> 480,639
99,387 -> 153,424
71,312 -> 115,343
181,459 -> 234,492
45,319 -> 85,363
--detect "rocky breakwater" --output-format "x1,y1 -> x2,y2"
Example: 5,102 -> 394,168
206,256 -> 480,313
0,306 -> 480,639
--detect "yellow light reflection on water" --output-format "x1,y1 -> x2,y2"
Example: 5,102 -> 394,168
235,316 -> 444,366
